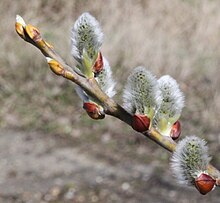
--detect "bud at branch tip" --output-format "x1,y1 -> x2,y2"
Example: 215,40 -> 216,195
16,15 -> 26,27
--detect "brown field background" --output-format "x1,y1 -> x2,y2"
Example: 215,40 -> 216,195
1,0 -> 220,202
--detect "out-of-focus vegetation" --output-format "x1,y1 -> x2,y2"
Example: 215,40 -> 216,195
1,0 -> 220,177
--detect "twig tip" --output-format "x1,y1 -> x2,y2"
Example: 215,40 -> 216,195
16,15 -> 26,27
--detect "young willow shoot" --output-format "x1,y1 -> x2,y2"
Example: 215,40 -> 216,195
153,75 -> 184,140
71,13 -> 116,119
123,66 -> 161,132
171,136 -> 215,195
15,13 -> 220,195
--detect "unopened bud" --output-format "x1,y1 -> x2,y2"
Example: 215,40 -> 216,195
16,15 -> 26,27
83,102 -> 105,120
93,52 -> 103,74
15,22 -> 26,39
195,173 -> 216,195
170,120 -> 181,140
46,57 -> 64,76
132,114 -> 150,132
25,24 -> 42,42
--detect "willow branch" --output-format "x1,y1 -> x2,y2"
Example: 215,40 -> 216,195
15,17 -> 220,187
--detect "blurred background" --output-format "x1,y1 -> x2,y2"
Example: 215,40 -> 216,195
1,0 -> 220,202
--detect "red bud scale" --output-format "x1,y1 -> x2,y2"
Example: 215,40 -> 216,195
170,120 -> 181,140
195,173 -> 216,195
132,114 -> 150,132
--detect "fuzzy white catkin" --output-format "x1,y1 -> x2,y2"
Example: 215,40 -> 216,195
170,136 -> 211,185
123,66 -> 161,116
95,57 -> 116,98
71,13 -> 116,100
71,12 -> 103,63
152,75 -> 184,135
157,75 -> 184,117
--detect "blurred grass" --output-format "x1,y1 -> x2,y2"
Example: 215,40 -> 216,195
1,0 -> 220,164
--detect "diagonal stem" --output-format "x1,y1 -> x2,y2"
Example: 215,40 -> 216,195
15,17 -> 220,187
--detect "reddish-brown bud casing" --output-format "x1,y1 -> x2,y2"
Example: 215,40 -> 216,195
93,52 -> 103,74
170,120 -> 181,140
195,173 -> 216,195
83,102 -> 105,120
132,114 -> 150,132
25,24 -> 42,42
